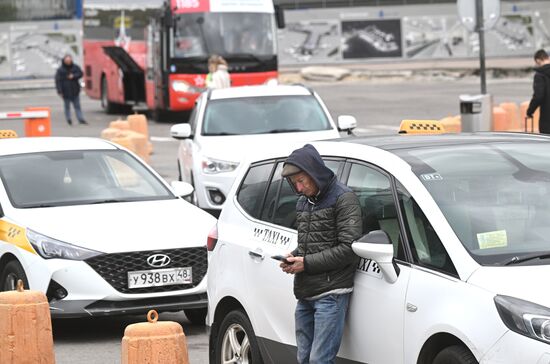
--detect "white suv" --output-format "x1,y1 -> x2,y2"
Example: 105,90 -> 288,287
170,85 -> 356,214
208,134 -> 550,363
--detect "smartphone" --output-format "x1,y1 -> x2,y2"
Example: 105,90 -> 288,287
271,255 -> 292,265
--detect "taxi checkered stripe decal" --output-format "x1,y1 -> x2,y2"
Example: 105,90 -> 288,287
409,123 -> 442,131
7,226 -> 20,238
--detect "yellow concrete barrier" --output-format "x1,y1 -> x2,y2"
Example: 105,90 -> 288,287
122,310 -> 189,364
0,280 -> 55,364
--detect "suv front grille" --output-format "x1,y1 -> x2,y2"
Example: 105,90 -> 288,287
85,247 -> 207,294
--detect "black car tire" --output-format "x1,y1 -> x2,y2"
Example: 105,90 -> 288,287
433,345 -> 477,364
215,310 -> 263,364
0,260 -> 29,291
184,307 -> 207,325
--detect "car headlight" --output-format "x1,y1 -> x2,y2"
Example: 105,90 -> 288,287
171,80 -> 202,93
27,229 -> 103,260
495,295 -> 550,344
202,157 -> 239,174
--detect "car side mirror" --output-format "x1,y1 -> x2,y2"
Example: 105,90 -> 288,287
275,5 -> 285,29
171,181 -> 194,198
337,115 -> 357,135
352,230 -> 400,284
170,123 -> 192,140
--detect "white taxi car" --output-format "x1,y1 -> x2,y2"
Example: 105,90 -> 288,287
170,84 -> 356,215
0,137 -> 216,322
208,133 -> 550,363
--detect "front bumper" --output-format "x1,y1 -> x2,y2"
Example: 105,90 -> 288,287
196,170 -> 238,211
480,330 -> 550,363
41,247 -> 208,318
50,293 -> 207,318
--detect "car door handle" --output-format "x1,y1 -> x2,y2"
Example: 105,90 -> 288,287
248,250 -> 265,260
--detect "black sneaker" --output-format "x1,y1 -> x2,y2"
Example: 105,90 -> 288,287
67,120 -> 72,126
79,120 -> 88,125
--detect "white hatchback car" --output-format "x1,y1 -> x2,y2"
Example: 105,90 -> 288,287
0,137 -> 216,322
208,133 -> 550,363
170,84 -> 356,214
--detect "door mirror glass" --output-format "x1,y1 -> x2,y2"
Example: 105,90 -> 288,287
170,123 -> 192,139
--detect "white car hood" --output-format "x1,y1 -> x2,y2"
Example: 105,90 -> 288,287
199,130 -> 339,163
9,199 -> 216,254
468,265 -> 550,307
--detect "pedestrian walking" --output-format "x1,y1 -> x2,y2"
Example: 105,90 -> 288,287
55,55 -> 87,126
206,55 -> 230,89
279,144 -> 362,364
527,49 -> 550,134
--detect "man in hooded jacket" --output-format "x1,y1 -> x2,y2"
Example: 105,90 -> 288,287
527,49 -> 550,134
55,55 -> 87,126
279,144 -> 362,364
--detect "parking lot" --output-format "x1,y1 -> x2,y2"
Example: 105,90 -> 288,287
0,76 -> 535,363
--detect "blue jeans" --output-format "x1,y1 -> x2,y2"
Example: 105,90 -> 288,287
295,293 -> 351,364
63,96 -> 84,123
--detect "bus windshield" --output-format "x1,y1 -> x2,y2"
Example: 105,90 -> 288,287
173,12 -> 276,58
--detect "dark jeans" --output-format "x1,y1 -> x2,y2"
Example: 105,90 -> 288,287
63,96 -> 84,123
295,293 -> 351,364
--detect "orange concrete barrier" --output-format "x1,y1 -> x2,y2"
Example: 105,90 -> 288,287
110,119 -> 130,130
0,280 -> 55,364
492,107 -> 508,131
520,101 -> 539,132
127,114 -> 153,155
122,310 -> 189,364
128,131 -> 149,163
100,127 -> 125,140
439,115 -> 461,133
111,134 -> 135,152
499,102 -> 521,131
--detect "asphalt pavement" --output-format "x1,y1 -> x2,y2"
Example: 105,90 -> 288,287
0,76 -> 535,363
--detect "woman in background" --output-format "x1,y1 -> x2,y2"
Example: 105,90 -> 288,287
206,55 -> 231,89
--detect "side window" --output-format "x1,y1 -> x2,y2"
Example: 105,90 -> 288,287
396,181 -> 458,276
347,162 -> 405,260
262,159 -> 343,229
236,163 -> 274,219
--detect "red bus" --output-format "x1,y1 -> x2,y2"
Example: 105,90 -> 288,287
83,0 -> 284,116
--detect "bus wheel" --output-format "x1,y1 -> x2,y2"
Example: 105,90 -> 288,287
101,76 -> 117,114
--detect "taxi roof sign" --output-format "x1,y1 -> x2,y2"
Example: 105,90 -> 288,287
0,130 -> 18,139
399,120 -> 446,135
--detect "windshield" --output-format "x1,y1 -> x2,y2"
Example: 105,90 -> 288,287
0,150 -> 175,208
173,12 -> 276,58
400,142 -> 550,266
201,95 -> 333,136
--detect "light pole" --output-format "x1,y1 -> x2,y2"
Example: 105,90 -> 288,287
475,0 -> 487,94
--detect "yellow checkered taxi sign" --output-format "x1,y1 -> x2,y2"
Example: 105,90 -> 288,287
0,129 -> 18,138
398,120 -> 446,135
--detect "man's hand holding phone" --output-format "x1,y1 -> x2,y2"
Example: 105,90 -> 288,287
273,253 -> 305,274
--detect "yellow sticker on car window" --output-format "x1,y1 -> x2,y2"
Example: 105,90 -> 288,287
477,230 -> 508,249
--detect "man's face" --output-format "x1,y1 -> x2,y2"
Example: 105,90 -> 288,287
289,172 -> 319,197
63,56 -> 73,66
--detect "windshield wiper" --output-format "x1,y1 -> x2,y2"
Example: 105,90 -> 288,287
266,128 -> 308,134
202,132 -> 238,136
502,252 -> 550,266
89,199 -> 132,205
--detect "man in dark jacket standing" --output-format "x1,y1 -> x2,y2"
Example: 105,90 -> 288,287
279,144 -> 362,364
527,49 -> 550,134
55,55 -> 87,125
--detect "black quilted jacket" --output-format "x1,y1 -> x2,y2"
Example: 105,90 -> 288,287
286,144 -> 362,299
